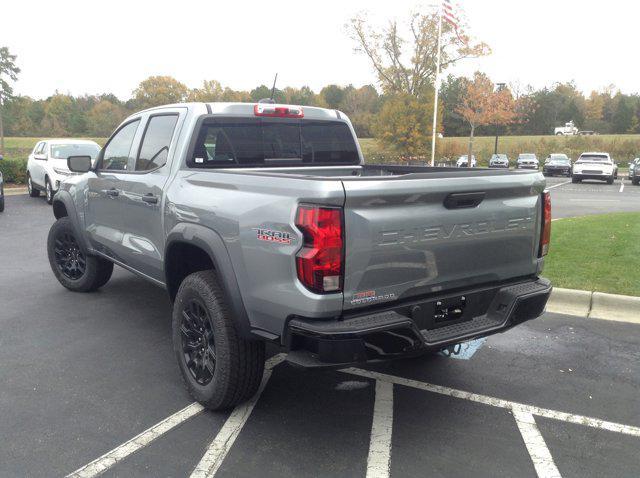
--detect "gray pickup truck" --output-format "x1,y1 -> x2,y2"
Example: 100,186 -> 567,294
47,102 -> 552,410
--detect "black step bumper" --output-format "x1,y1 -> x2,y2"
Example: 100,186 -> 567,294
285,277 -> 551,368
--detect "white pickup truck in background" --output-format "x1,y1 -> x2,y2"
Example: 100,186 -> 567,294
554,121 -> 579,136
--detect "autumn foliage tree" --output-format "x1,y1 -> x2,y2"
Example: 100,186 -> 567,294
348,8 -> 489,155
456,72 -> 517,161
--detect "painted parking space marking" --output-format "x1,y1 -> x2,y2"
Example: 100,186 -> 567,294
189,354 -> 286,478
66,354 -> 285,478
513,407 -> 562,478
66,402 -> 205,478
342,368 -> 640,438
619,180 -> 625,193
366,381 -> 394,478
546,180 -> 571,190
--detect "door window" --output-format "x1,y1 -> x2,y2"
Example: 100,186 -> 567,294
101,120 -> 140,171
135,114 -> 179,171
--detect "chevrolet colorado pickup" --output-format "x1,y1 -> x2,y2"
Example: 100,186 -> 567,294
47,102 -> 552,410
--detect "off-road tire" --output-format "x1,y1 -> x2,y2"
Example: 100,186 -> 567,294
47,217 -> 114,292
572,176 -> 581,183
633,177 -> 639,186
0,196 -> 4,212
173,270 -> 265,411
606,176 -> 614,185
28,175 -> 40,197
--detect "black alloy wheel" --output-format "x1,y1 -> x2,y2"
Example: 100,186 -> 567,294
53,231 -> 86,280
180,299 -> 216,385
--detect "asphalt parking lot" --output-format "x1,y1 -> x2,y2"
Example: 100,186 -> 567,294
1,192 -> 639,478
545,175 -> 640,218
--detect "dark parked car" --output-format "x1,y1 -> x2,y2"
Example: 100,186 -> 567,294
543,154 -> 571,177
629,158 -> 640,185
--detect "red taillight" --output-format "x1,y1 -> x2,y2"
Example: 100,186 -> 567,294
539,191 -> 551,257
295,205 -> 343,294
254,104 -> 304,118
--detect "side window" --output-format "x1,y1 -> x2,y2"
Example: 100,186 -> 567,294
135,114 -> 179,171
101,120 -> 140,171
34,142 -> 44,154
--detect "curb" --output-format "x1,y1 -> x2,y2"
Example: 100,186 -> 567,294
4,187 -> 27,196
547,287 -> 640,324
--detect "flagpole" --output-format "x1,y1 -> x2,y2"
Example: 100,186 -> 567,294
430,1 -> 443,167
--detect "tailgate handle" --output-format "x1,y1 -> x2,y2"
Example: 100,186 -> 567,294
443,192 -> 485,209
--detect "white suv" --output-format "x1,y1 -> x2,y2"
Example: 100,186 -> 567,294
27,139 -> 101,204
572,152 -> 616,184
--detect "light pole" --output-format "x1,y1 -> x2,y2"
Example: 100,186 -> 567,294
494,83 -> 506,155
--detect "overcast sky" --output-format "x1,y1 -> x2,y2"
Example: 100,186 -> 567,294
1,0 -> 637,100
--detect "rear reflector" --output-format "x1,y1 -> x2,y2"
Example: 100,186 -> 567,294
254,104 -> 304,118
295,205 -> 343,294
539,191 -> 551,257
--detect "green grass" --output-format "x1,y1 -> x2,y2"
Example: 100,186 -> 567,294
359,134 -> 640,167
543,213 -> 640,296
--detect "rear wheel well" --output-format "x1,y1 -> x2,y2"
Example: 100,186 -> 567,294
165,242 -> 215,301
52,200 -> 68,219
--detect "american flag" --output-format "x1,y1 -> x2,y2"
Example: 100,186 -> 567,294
443,0 -> 459,29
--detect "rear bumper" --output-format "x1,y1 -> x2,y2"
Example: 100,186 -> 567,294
285,277 -> 552,368
543,167 -> 571,175
573,173 -> 612,181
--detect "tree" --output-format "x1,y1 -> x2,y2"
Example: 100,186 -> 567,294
283,86 -> 317,106
0,47 -> 20,154
133,76 -> 188,109
373,92 -> 435,157
348,11 -> 489,99
456,72 -> 516,160
318,84 -> 345,109
249,84 -> 284,103
341,85 -> 380,137
188,80 -> 224,102
87,100 -> 126,136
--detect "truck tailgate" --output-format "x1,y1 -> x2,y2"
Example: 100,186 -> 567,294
341,172 -> 546,310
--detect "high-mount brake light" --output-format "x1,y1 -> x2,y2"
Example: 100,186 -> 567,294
295,205 -> 344,294
539,191 -> 551,257
254,104 -> 304,118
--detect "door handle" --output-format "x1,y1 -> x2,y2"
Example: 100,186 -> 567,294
141,194 -> 158,204
105,188 -> 119,197
443,191 -> 485,209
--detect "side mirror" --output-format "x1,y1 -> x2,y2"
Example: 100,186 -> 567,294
67,156 -> 92,173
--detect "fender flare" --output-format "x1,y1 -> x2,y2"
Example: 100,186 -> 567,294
165,223 -> 255,341
51,190 -> 90,254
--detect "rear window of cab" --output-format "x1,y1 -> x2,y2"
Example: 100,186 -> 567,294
189,118 -> 359,168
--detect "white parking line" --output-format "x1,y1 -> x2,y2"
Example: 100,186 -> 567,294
546,180 -> 571,190
67,354 -> 285,478
619,180 -> 625,193
342,368 -> 640,437
190,354 -> 286,478
366,381 -> 394,478
66,402 -> 205,478
513,407 -> 562,478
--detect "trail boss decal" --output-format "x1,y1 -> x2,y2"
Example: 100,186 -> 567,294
350,290 -> 396,305
253,227 -> 293,245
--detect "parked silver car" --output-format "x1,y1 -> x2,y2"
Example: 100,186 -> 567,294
489,153 -> 509,168
516,153 -> 539,170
